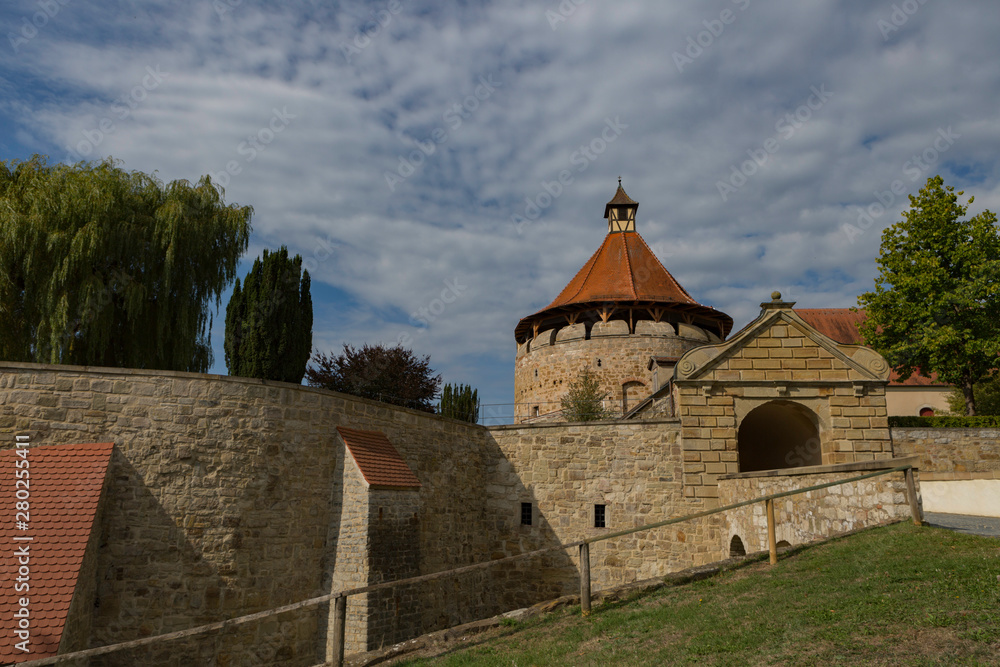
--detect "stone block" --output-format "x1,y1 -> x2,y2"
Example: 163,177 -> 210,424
591,320 -> 630,337
677,323 -> 708,341
555,324 -> 586,342
532,330 -> 556,348
635,321 -> 675,337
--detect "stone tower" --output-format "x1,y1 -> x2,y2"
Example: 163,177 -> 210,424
514,181 -> 733,421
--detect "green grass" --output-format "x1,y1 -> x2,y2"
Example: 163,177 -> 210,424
398,522 -> 1000,666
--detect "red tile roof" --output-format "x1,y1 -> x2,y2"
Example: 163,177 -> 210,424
795,308 -> 947,386
514,230 -> 733,341
336,428 -> 421,490
0,442 -> 113,663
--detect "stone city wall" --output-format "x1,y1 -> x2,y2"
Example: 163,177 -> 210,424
486,418 -> 728,599
0,362 -> 497,665
891,427 -> 1000,517
719,465 -> 914,555
890,428 -> 1000,479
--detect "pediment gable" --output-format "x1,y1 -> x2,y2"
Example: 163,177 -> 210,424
675,299 -> 890,384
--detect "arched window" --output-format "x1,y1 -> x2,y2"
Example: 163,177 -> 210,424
919,407 -> 934,417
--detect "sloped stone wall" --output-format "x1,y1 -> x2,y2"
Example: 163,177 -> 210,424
0,362 -> 496,665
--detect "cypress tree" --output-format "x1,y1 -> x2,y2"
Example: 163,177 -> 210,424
440,383 -> 480,423
224,246 -> 312,383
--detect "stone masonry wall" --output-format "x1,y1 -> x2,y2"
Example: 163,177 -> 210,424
486,419 -> 727,600
676,322 -> 893,506
365,489 -> 422,652
0,362 -> 497,665
514,327 -> 711,421
327,452 -> 371,653
891,428 -> 1000,481
719,467 -> 914,554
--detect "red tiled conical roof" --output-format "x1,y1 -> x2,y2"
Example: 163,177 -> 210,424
545,231 -> 697,308
514,184 -> 733,342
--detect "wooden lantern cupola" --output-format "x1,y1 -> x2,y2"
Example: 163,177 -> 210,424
604,177 -> 638,233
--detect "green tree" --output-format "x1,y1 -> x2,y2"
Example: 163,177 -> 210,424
224,246 -> 312,383
439,383 -> 479,423
0,154 -> 251,371
560,368 -> 610,421
946,373 -> 1000,416
858,176 -> 1000,415
305,343 -> 441,412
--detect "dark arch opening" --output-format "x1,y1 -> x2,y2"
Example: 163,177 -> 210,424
729,535 -> 746,558
776,540 -> 791,550
738,401 -> 821,472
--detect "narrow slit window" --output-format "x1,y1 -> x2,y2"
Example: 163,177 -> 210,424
594,504 -> 606,528
520,502 -> 532,526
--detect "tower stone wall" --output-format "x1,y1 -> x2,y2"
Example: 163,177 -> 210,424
514,321 -> 718,421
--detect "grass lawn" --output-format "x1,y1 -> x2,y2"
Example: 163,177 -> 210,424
397,522 -> 1000,666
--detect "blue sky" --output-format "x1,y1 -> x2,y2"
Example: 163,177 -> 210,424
3,0 -> 1000,411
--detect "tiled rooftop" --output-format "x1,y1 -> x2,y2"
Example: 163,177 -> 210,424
336,427 -> 421,490
0,441 -> 113,663
515,230 -> 733,340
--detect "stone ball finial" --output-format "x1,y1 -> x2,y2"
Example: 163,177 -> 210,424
771,291 -> 782,301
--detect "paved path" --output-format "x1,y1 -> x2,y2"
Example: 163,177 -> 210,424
924,512 -> 1000,538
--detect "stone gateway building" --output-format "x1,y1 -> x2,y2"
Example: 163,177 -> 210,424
2,182 -> 991,665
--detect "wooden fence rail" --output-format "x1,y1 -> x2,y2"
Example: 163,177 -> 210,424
20,464 -> 921,667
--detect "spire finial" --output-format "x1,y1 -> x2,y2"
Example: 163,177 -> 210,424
618,175 -> 622,187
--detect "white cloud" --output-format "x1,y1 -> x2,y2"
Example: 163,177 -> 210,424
2,0 -> 1000,407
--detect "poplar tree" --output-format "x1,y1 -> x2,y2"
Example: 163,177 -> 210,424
858,176 -> 1000,415
0,155 -> 252,371
224,246 -> 312,383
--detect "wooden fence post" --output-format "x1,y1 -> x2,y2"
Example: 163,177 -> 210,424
766,498 -> 778,565
580,542 -> 591,615
329,594 -> 347,667
904,467 -> 923,525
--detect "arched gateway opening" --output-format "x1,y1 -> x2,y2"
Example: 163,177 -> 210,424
738,401 -> 821,472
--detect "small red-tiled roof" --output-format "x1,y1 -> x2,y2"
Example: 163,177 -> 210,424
514,230 -> 733,341
0,442 -> 113,663
336,427 -> 421,490
795,308 -> 947,387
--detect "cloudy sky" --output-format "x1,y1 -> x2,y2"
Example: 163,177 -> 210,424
2,0 -> 999,413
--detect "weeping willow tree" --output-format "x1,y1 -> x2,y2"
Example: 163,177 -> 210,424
0,154 -> 252,371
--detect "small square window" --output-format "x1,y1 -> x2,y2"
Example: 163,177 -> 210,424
594,504 -> 606,529
520,502 -> 532,526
